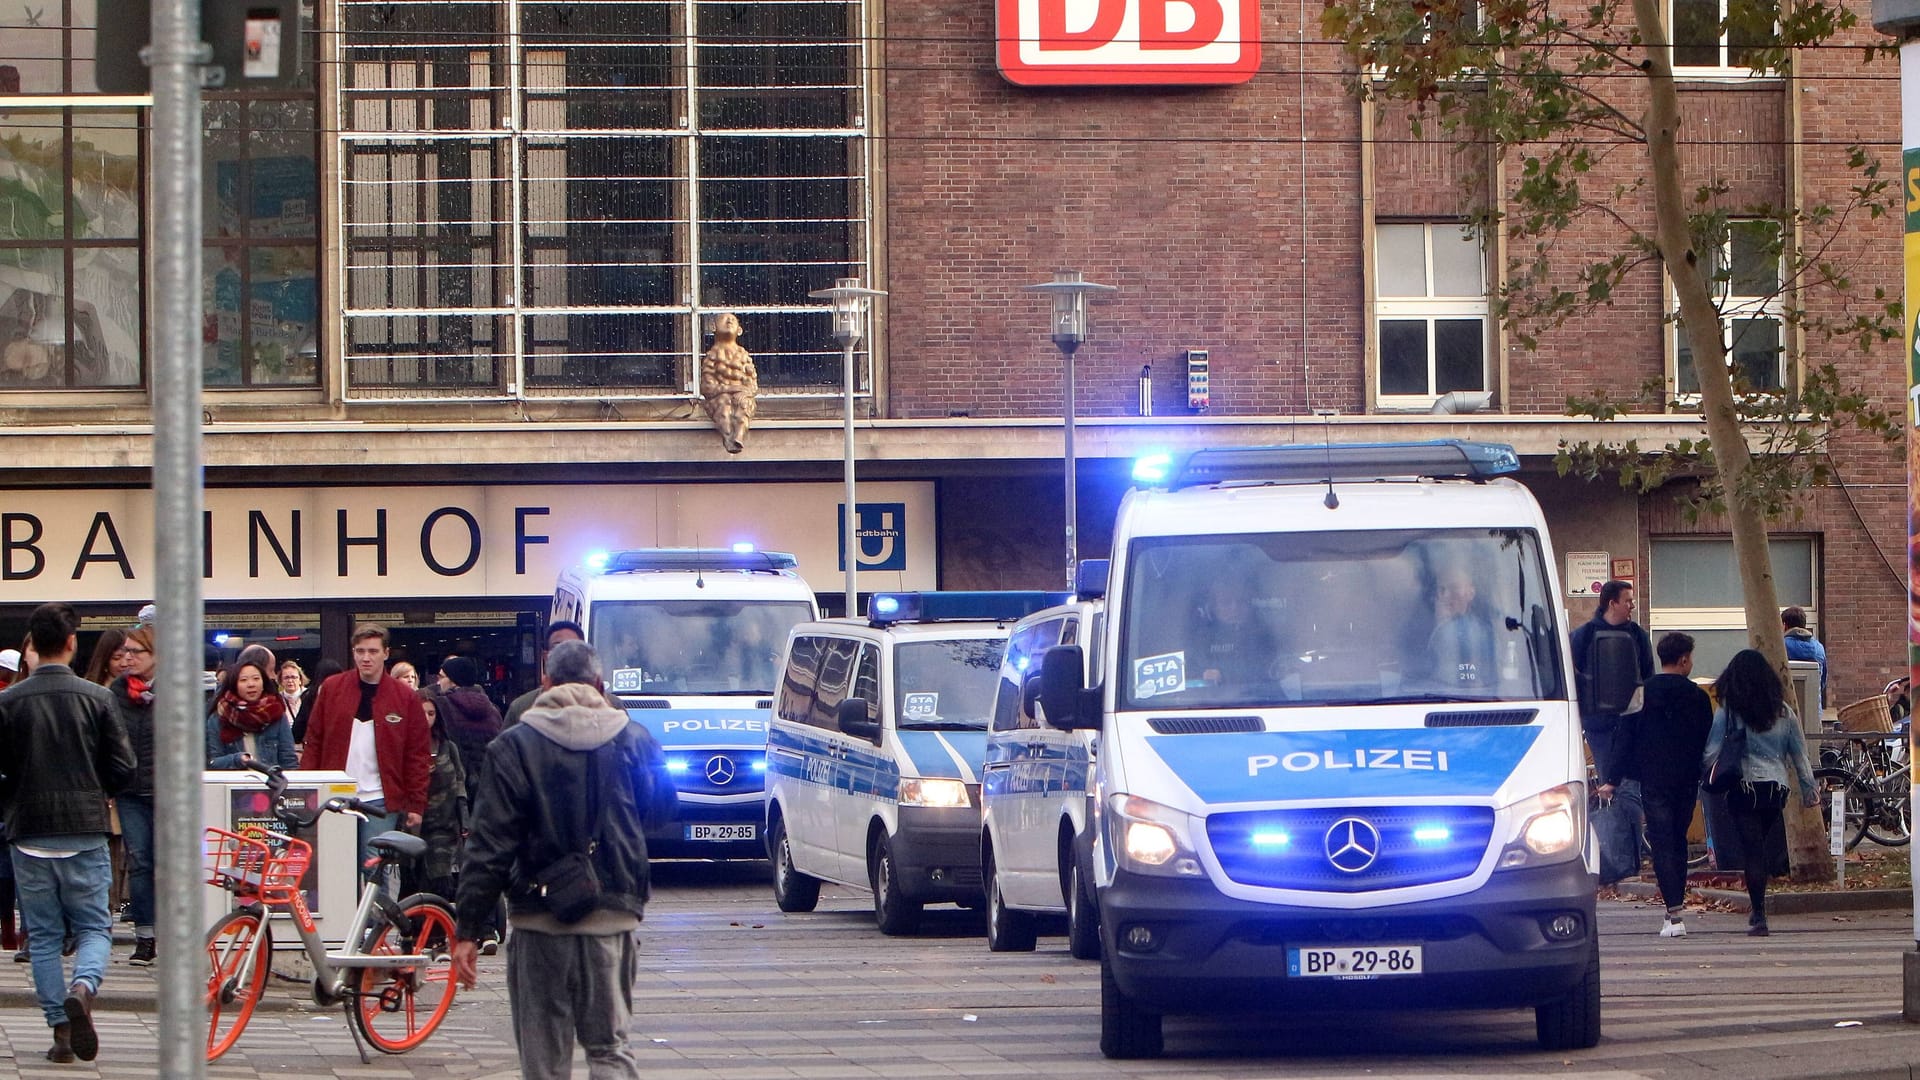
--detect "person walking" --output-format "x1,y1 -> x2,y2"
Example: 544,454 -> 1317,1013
299,626 -> 431,875
452,640 -> 674,1079
205,652 -> 299,771
291,657 -> 344,746
505,622 -> 584,728
1569,580 -> 1656,778
105,627 -> 159,966
1598,631 -> 1713,937
436,655 -> 504,789
402,687 -> 466,903
0,602 -> 135,1063
277,659 -> 307,720
1703,648 -> 1819,936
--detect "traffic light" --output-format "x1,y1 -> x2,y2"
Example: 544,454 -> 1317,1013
95,0 -> 304,95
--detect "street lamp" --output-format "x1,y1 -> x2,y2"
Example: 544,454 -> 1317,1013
1024,270 -> 1117,590
809,276 -> 887,618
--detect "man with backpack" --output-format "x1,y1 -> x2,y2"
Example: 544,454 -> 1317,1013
1570,580 -> 1656,778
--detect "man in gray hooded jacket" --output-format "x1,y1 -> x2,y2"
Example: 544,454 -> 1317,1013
453,640 -> 674,1079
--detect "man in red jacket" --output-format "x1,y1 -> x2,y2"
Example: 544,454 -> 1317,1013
299,625 -> 430,879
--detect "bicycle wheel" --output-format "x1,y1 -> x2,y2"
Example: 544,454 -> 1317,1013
205,908 -> 272,1062
1863,772 -> 1912,848
1814,768 -> 1870,851
350,894 -> 458,1054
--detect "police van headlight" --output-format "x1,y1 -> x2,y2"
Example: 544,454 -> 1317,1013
1110,794 -> 1205,878
1494,782 -> 1585,870
899,778 -> 971,809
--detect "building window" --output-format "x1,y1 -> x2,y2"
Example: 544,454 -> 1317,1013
1645,536 -> 1816,678
1375,222 -> 1488,406
1670,0 -> 1767,71
1675,219 -> 1784,396
205,94 -> 321,387
336,0 -> 872,400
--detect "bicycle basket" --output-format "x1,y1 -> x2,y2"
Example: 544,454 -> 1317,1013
1837,695 -> 1893,733
204,827 -> 313,903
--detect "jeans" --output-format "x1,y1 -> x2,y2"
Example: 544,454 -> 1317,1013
115,795 -> 156,937
356,801 -> 402,894
11,844 -> 112,1027
1727,783 -> 1789,922
1641,785 -> 1697,913
506,929 -> 640,1080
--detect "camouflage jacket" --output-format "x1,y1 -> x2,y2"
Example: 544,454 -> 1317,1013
419,735 -> 467,882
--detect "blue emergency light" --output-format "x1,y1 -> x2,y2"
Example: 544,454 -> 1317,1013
584,548 -> 798,574
867,591 -> 1071,627
1075,559 -> 1109,601
1133,440 -> 1520,491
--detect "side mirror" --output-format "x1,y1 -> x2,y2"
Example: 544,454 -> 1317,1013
1585,632 -> 1640,717
836,697 -> 880,742
1021,674 -> 1043,720
1039,645 -> 1098,731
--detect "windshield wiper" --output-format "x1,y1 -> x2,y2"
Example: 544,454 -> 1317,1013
897,720 -> 986,731
687,688 -> 774,697
1345,693 -> 1502,706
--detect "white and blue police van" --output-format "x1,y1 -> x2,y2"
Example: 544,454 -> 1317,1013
764,591 -> 1065,934
980,561 -> 1106,957
553,547 -> 818,859
1035,442 -> 1627,1058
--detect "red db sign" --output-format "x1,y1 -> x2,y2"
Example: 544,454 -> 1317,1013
997,0 -> 1261,86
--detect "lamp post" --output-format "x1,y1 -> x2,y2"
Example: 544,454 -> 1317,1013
809,277 -> 886,618
1024,270 -> 1117,590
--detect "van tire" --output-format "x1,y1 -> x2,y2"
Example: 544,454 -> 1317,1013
1099,957 -> 1162,1059
1535,931 -> 1601,1051
869,834 -> 922,936
770,818 -> 820,914
1066,858 -> 1100,961
985,848 -> 1037,952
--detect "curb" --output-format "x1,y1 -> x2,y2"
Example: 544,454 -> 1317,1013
1613,879 -> 1913,914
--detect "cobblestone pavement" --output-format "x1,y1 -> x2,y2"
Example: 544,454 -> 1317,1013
0,860 -> 1917,1077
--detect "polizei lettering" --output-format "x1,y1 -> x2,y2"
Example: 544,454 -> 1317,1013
1246,748 -> 1451,776
663,718 -> 768,734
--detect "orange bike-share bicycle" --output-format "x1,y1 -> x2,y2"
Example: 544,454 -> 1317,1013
204,763 -> 457,1062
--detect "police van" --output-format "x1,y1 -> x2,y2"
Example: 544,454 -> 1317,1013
764,591 -> 1064,934
552,547 -> 818,859
1035,442 -> 1621,1058
980,562 -> 1106,957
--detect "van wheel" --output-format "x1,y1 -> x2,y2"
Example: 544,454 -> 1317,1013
1066,858 -> 1101,961
771,818 -> 820,914
985,848 -> 1037,952
1099,957 -> 1162,1059
1535,931 -> 1601,1051
869,834 -> 922,936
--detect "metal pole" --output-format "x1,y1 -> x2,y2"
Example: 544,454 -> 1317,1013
1062,343 -> 1077,591
843,341 -> 858,618
150,0 -> 207,1072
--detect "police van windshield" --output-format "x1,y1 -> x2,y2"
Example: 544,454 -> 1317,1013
894,638 -> 1006,730
593,600 -> 813,695
1119,528 -> 1563,711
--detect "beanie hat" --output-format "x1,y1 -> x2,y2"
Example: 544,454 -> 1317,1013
440,655 -> 482,688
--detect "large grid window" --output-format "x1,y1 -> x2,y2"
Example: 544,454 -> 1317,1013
336,0 -> 871,400
206,94 -> 322,386
1646,536 -> 1816,682
1670,0 -> 1767,71
1375,222 -> 1488,406
1675,219 -> 1784,396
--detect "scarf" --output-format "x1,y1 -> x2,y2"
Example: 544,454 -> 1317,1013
125,675 -> 154,706
216,689 -> 285,745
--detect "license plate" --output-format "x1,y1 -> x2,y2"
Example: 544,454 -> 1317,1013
1287,945 -> 1423,979
684,823 -> 756,841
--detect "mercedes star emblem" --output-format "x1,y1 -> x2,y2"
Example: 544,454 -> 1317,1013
704,755 -> 737,786
1324,817 -> 1381,873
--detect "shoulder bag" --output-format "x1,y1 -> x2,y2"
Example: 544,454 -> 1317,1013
1701,710 -> 1748,794
529,752 -> 604,924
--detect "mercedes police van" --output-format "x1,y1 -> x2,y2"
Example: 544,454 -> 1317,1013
980,561 -> 1106,957
552,547 -> 818,859
764,591 -> 1064,935
1035,442 -> 1621,1058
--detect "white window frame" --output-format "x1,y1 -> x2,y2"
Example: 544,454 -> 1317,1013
1668,0 -> 1777,77
1373,222 -> 1490,409
1644,535 -> 1819,688
1671,219 -> 1787,401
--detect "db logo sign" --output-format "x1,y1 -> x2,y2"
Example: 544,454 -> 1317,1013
997,0 -> 1261,86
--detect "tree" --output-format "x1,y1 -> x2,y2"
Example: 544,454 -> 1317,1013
1321,0 -> 1901,879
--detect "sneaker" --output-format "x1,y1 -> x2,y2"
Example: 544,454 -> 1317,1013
12,946 -> 28,964
129,938 -> 155,967
1748,923 -> 1771,937
479,936 -> 499,957
1659,916 -> 1687,938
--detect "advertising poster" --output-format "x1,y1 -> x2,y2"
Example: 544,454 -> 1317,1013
229,787 -> 321,913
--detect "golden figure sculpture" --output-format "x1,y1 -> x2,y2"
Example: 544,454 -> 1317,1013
700,313 -> 759,454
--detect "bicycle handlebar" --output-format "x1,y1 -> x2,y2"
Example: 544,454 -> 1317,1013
243,762 -> 368,830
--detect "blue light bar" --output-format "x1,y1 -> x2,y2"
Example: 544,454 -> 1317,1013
731,541 -> 756,553
1132,452 -> 1175,486
1075,559 -> 1109,601
589,548 -> 799,574
1250,830 -> 1292,848
665,757 -> 690,774
868,591 -> 1072,627
1140,440 -> 1520,491
1412,825 -> 1452,844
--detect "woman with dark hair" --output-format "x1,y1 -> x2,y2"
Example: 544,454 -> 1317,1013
81,628 -> 126,686
205,652 -> 298,771
292,658 -> 344,746
106,626 -> 159,965
403,686 -> 466,902
1703,648 -> 1818,936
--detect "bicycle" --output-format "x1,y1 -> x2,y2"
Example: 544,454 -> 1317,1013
204,763 -> 458,1063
